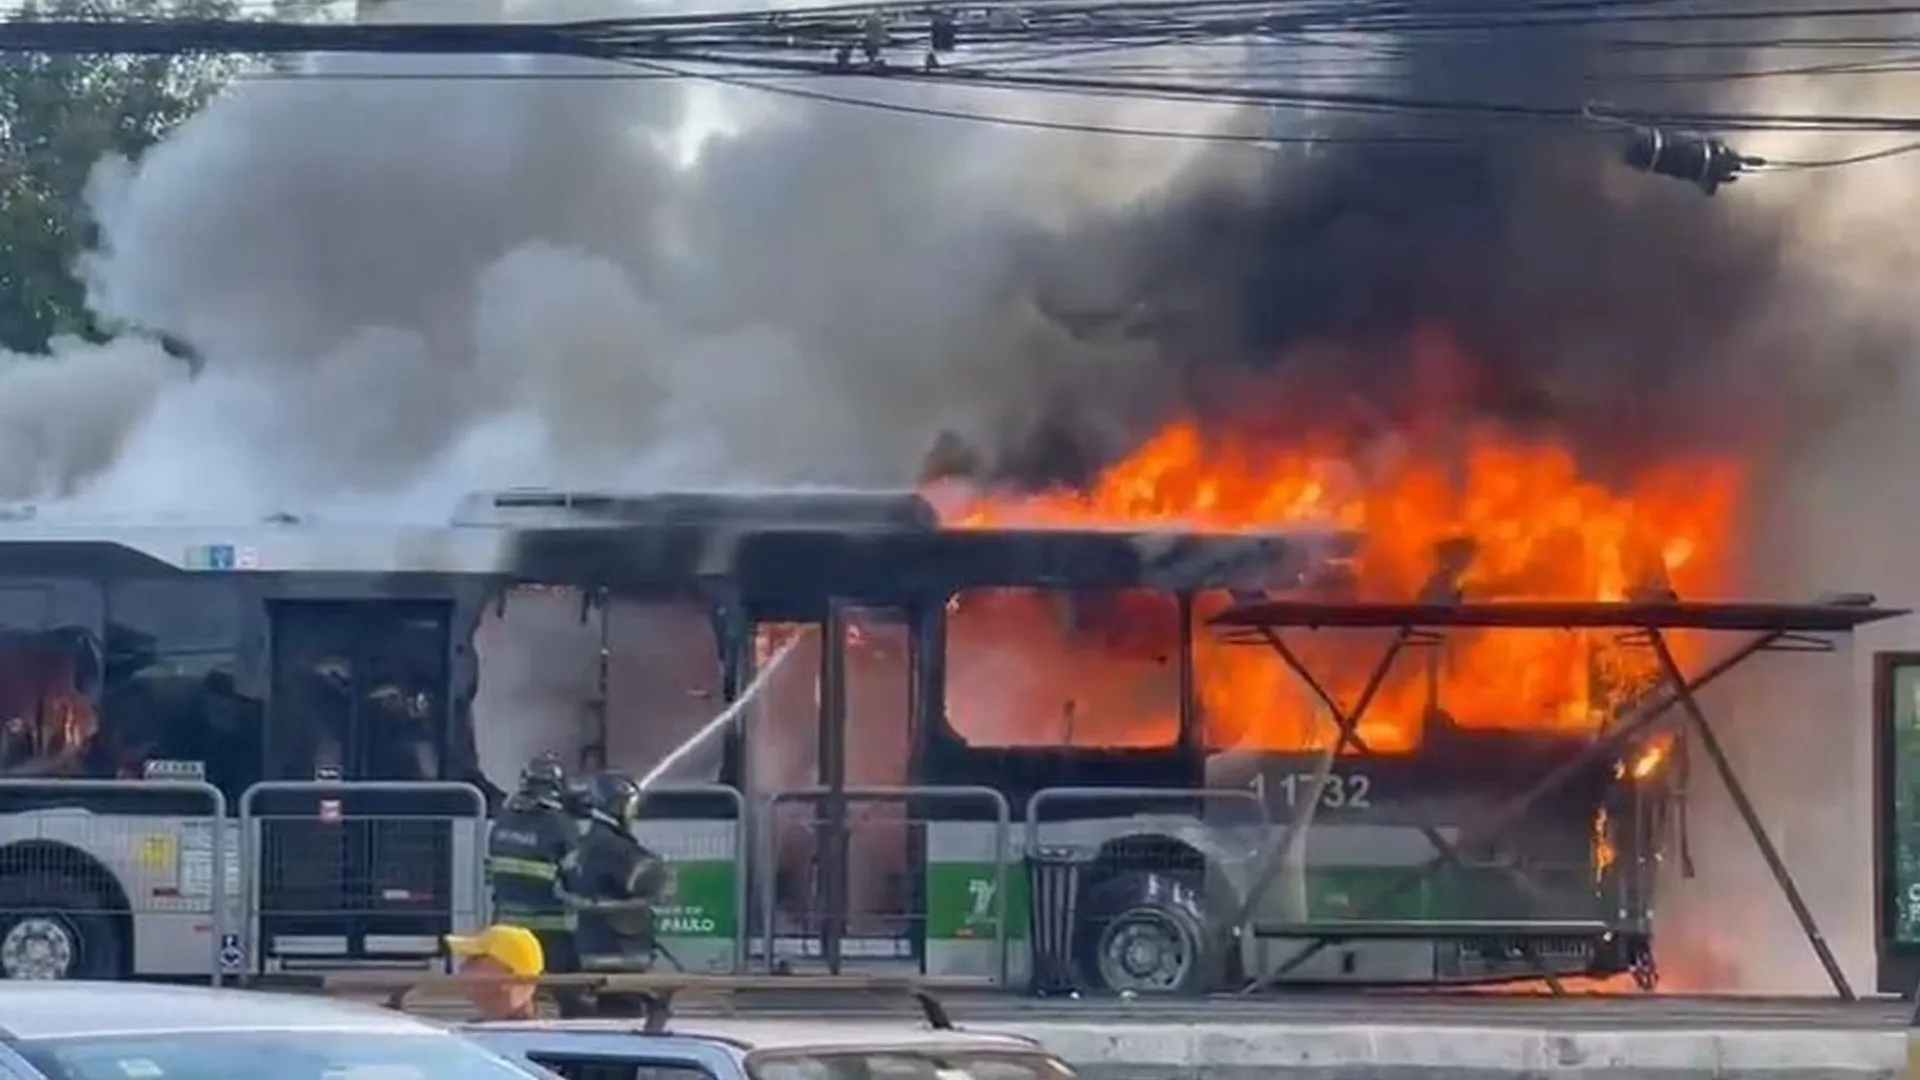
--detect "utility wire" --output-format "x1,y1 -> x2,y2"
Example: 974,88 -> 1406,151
620,56 -> 1478,146
1758,139 -> 1920,169
16,3 -> 1920,156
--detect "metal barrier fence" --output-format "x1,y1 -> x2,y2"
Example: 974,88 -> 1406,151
239,781 -> 487,974
0,779 -> 229,984
760,785 -> 1012,985
630,783 -> 750,974
0,778 -> 1291,986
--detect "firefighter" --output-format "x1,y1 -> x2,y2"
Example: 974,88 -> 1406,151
487,754 -> 581,976
557,771 -> 668,977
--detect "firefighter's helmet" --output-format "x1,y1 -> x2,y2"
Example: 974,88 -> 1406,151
518,752 -> 568,802
584,771 -> 643,829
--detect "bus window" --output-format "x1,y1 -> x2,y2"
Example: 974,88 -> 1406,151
101,580 -> 260,800
470,587 -> 604,789
357,613 -> 450,781
470,590 -> 725,789
266,602 -> 449,783
944,587 -> 1180,748
602,598 -> 723,783
0,580 -> 104,779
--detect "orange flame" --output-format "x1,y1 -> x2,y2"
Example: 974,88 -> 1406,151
1622,736 -> 1673,782
937,417 -> 1744,753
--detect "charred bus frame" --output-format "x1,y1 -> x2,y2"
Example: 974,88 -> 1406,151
1210,596 -> 1905,999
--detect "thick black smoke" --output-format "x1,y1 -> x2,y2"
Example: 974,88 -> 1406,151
992,14 -> 1876,486
975,15 -> 1920,993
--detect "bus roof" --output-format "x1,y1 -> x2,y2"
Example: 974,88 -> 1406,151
0,489 -> 1352,596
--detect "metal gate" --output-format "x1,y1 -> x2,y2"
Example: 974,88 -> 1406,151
240,780 -> 486,970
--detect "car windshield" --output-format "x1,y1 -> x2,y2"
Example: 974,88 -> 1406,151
15,1030 -> 537,1080
749,1050 -> 1075,1080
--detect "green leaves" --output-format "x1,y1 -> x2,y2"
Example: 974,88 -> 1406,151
0,0 -> 238,353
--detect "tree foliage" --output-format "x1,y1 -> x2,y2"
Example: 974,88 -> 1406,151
0,0 -> 240,354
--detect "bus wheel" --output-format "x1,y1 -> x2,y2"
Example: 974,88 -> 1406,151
1077,873 -> 1225,996
0,876 -> 123,981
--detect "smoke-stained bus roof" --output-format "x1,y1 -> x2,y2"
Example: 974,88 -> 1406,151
0,489 -> 1354,597
453,488 -> 940,529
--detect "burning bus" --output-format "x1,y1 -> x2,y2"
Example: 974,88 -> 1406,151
0,476 -> 1889,993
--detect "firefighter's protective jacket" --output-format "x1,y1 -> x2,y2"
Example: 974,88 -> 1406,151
560,821 -> 667,968
487,797 -> 578,932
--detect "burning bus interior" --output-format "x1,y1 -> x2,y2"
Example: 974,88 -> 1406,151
0,577 -> 267,800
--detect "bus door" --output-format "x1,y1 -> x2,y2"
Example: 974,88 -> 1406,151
255,600 -> 459,967
809,602 -> 917,973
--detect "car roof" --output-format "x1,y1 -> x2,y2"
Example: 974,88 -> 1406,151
468,1018 -> 1043,1055
0,983 -> 449,1041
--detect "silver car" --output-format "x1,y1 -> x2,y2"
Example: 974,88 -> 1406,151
464,1017 -> 1077,1080
0,982 -> 542,1080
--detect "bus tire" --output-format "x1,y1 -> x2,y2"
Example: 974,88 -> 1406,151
0,874 -> 125,981
1075,870 -> 1226,996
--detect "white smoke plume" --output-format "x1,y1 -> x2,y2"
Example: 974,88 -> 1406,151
0,0 -> 1307,519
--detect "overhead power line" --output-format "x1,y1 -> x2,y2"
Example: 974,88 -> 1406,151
6,2 -> 1920,181
1758,139 -> 1920,169
11,12 -> 1912,138
628,58 -> 1481,146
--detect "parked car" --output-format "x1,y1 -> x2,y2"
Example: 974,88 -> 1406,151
0,982 -> 543,1080
464,1018 -> 1076,1080
450,977 -> 1076,1080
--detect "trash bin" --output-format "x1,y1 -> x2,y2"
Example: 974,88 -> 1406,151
1026,846 -> 1084,995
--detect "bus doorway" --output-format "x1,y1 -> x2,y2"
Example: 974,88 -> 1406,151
254,600 -> 462,968
758,603 -> 917,973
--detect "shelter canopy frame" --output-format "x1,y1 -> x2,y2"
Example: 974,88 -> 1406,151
1208,593 -> 1907,999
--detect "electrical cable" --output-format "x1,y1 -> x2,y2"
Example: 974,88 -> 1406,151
1756,140 -> 1920,169
0,0 -> 1885,58
619,54 -> 1479,147
21,0 -> 1920,162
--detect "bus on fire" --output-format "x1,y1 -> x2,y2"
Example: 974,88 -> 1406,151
0,488 -> 1682,992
